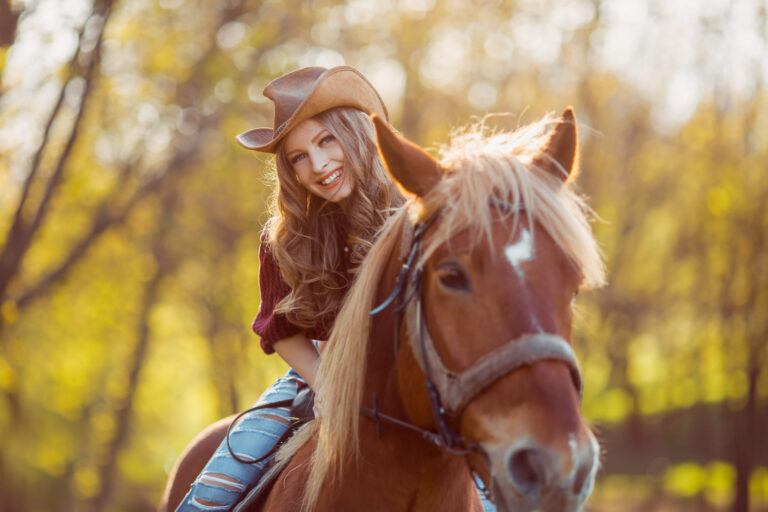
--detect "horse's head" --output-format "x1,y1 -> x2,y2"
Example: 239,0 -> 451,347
372,109 -> 604,512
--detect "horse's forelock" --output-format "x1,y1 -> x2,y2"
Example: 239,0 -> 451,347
419,115 -> 605,288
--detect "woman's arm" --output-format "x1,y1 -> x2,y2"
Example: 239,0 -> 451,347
273,334 -> 320,389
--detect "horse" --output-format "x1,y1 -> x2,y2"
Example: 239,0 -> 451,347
159,107 -> 606,512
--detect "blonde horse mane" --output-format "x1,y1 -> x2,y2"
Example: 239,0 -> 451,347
287,112 -> 606,510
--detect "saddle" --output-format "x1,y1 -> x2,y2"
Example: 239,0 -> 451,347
232,387 -> 314,511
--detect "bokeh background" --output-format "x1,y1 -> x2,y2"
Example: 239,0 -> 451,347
1,0 -> 767,510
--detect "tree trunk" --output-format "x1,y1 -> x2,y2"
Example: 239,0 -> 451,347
88,191 -> 178,512
732,361 -> 758,512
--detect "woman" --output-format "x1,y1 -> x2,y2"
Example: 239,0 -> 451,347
176,65 -> 496,511
175,66 -> 404,511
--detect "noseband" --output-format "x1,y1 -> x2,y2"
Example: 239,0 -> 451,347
366,205 -> 583,454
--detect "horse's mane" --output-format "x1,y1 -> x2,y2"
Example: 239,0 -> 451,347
286,113 -> 606,510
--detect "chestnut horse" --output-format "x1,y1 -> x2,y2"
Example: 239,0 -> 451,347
160,108 -> 605,512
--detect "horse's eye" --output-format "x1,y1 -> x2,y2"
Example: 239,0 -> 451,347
436,264 -> 470,292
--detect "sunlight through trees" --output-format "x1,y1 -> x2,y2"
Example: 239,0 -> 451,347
1,0 -> 766,510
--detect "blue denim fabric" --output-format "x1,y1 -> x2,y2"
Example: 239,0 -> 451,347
475,474 -> 498,511
175,368 -> 303,511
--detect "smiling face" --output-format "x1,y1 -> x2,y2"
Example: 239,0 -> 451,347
282,118 -> 355,208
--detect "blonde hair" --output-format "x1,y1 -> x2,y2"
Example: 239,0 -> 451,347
267,107 -> 404,327
298,112 -> 606,510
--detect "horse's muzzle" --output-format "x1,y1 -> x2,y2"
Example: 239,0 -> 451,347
485,432 -> 599,512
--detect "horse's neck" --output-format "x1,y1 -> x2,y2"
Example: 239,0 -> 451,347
355,342 -> 472,510
362,237 -> 417,424
345,257 -> 475,510
353,349 -> 475,511
362,228 -> 410,414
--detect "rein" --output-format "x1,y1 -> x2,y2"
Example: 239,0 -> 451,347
226,399 -> 313,465
364,202 -> 583,461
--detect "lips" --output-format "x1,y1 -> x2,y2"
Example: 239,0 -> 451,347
317,167 -> 343,189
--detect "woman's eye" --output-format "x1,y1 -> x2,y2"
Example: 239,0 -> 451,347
436,264 -> 470,292
291,153 -> 305,164
320,134 -> 335,145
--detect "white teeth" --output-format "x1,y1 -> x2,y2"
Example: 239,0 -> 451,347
321,170 -> 341,185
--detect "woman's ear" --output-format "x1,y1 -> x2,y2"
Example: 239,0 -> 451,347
371,114 -> 443,197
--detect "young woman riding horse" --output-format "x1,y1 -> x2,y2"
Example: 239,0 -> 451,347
168,66 -> 496,511
253,109 -> 606,512
162,103 -> 606,511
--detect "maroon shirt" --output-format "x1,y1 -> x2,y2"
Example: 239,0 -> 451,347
252,214 -> 353,354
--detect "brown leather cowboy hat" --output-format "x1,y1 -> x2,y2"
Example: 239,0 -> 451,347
236,66 -> 389,153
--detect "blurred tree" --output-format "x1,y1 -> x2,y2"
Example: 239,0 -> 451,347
0,0 -> 115,338
88,188 -> 179,512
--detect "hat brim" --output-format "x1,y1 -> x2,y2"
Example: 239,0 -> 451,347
236,66 -> 388,153
236,128 -> 275,150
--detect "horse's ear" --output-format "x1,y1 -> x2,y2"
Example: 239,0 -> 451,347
533,107 -> 579,182
371,114 -> 443,197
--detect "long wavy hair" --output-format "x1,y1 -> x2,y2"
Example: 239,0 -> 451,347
267,107 -> 404,327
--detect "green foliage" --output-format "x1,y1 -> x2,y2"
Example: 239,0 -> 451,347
1,0 -> 767,510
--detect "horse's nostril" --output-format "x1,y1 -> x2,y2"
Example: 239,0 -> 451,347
507,447 -> 549,497
572,459 -> 591,496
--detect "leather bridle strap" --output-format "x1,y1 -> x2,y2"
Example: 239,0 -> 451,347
360,393 -> 460,450
404,297 -> 582,414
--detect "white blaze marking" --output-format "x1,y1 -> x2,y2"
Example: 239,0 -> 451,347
504,229 -> 533,276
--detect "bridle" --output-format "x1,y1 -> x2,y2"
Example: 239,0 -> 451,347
363,203 -> 583,491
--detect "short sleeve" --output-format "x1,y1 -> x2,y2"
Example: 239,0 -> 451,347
251,225 -> 302,354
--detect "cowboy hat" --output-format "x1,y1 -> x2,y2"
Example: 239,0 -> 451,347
236,66 -> 388,153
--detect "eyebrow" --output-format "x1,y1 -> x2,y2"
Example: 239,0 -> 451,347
285,129 -> 331,157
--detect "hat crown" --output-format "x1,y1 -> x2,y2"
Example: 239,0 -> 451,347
237,65 -> 388,153
264,67 -> 328,134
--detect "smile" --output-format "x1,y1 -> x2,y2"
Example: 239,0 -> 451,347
318,168 -> 342,188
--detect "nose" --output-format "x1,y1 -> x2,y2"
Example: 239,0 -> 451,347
506,445 -> 551,498
309,148 -> 331,173
498,436 -> 598,505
